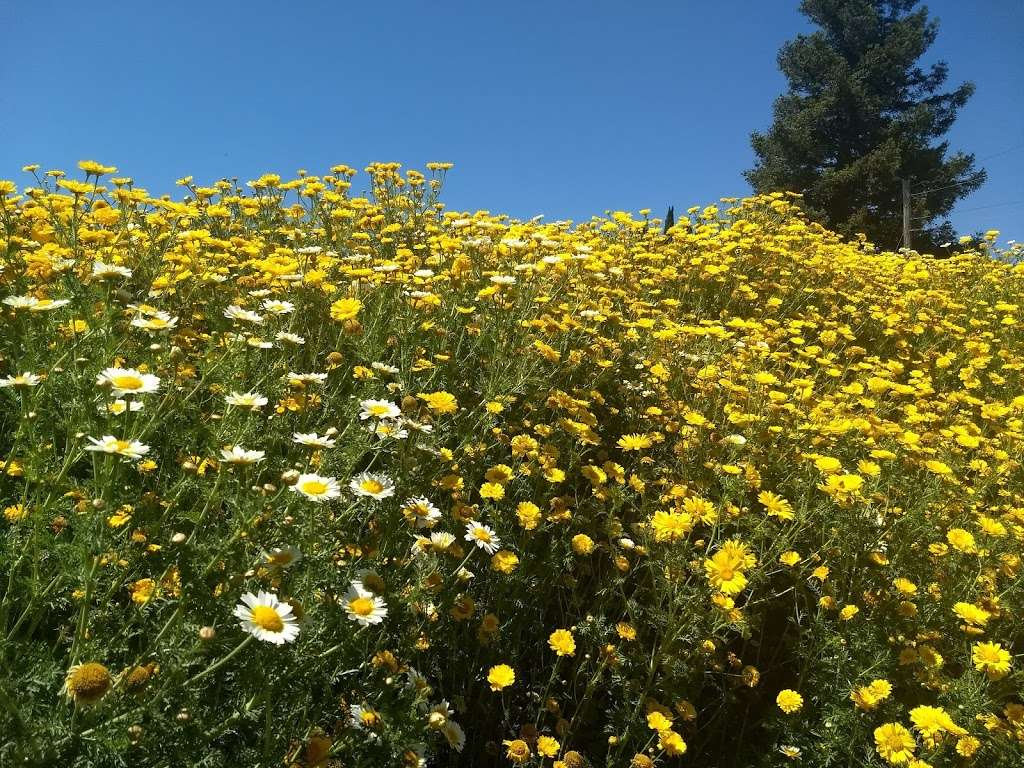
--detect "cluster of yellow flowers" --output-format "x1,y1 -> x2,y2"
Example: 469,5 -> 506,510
0,161 -> 1022,767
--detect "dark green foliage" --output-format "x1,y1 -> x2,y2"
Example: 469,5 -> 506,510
746,0 -> 985,252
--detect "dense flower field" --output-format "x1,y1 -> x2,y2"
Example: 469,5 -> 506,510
1,161 -> 1022,767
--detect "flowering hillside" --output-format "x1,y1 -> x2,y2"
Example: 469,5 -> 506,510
1,162 -> 1023,767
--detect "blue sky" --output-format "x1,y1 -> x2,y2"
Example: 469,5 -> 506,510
1,1 -> 1021,244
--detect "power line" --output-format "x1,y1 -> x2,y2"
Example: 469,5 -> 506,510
912,140 -> 1024,191
956,200 -> 1024,214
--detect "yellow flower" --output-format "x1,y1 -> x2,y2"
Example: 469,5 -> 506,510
616,622 -> 637,641
536,735 -> 560,757
874,723 -> 916,765
516,502 -> 541,530
617,433 -> 653,451
548,629 -> 576,657
480,482 -> 505,501
779,550 -> 801,566
63,662 -> 112,706
946,528 -> 977,553
972,641 -> 1012,679
487,664 -> 515,691
491,550 -> 519,574
571,534 -> 595,555
758,490 -> 795,521
130,578 -> 157,605
650,510 -> 694,542
503,739 -> 531,764
328,297 -> 362,322
775,689 -> 803,714
418,391 -> 458,414
4,504 -> 28,523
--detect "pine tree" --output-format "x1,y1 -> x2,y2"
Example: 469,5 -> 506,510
746,0 -> 985,252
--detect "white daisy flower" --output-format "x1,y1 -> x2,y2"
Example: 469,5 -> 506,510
359,399 -> 401,420
430,531 -> 456,552
401,496 -> 441,529
247,289 -> 272,298
27,298 -> 71,312
219,446 -> 266,465
371,421 -> 410,440
354,569 -> 386,594
264,546 -> 302,569
96,367 -> 161,396
0,372 -> 41,388
349,472 -> 395,500
233,591 -> 299,644
292,432 -> 337,449
131,311 -> 178,331
224,305 -> 264,324
261,299 -> 295,315
291,473 -> 341,502
405,420 -> 433,434
106,399 -> 144,415
343,582 -> 388,626
3,295 -> 39,309
349,703 -> 384,730
444,721 -> 466,752
225,391 -> 268,410
464,521 -> 501,554
246,337 -> 274,349
91,261 -> 133,280
426,700 -> 452,726
370,361 -> 400,374
286,371 -> 327,386
490,274 -> 516,285
85,435 -> 150,460
275,331 -> 305,345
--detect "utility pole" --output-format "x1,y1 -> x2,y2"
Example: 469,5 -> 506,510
901,178 -> 912,250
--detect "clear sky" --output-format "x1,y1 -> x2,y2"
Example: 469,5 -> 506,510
1,1 -> 1021,244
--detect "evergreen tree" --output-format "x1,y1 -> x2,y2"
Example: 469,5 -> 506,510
746,0 -> 985,252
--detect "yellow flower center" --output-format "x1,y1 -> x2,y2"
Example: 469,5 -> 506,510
349,597 -> 374,616
111,374 -> 143,390
67,662 -> 112,703
474,529 -> 492,542
361,480 -> 384,494
301,480 -> 328,496
250,605 -> 284,632
114,440 -> 133,452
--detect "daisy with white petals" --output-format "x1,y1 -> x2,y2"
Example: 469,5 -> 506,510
291,473 -> 342,502
0,372 -> 41,388
234,591 -> 299,644
224,305 -> 264,324
264,546 -> 302,569
359,399 -> 401,420
96,367 -> 161,396
85,435 -> 150,460
225,391 -> 268,410
91,261 -> 133,280
131,311 -> 178,332
464,520 -> 501,554
401,496 -> 441,529
292,432 -> 337,449
219,446 -> 266,465
343,582 -> 388,626
261,299 -> 295,315
350,472 -> 396,500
